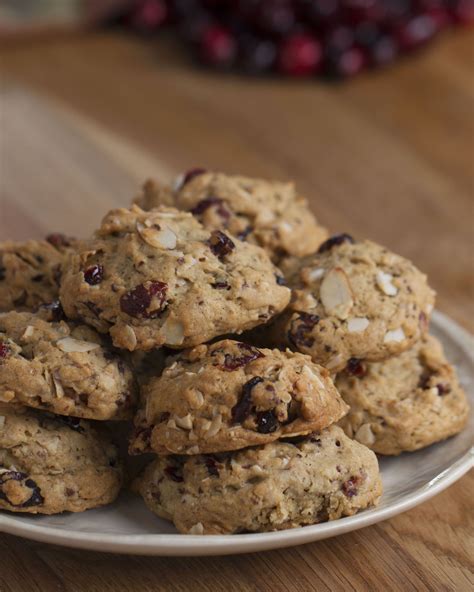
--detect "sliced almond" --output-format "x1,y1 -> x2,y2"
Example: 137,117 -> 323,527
206,413 -> 223,438
137,221 -> 177,250
308,268 -> 325,282
172,174 -> 185,192
188,522 -> 204,535
56,337 -> 100,353
52,375 -> 64,399
187,445 -> 200,454
320,267 -> 354,320
161,319 -> 185,346
384,328 -> 406,343
22,325 -> 35,339
376,271 -> 398,296
326,353 -> 345,371
355,423 -> 375,446
175,414 -> 193,430
122,325 -> 137,350
347,317 -> 369,333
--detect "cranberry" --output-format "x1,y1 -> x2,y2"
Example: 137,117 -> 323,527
255,0 -> 296,35
436,383 -> 451,395
128,0 -> 168,32
449,0 -> 474,25
221,343 -> 264,371
396,14 -> 438,51
211,281 -> 231,290
341,475 -> 359,497
369,35 -> 399,66
238,35 -> 277,74
278,34 -> 323,76
164,464 -> 184,483
203,456 -> 220,477
120,281 -> 168,318
256,409 -> 279,433
232,376 -> 264,423
83,264 -> 104,286
326,46 -> 367,78
0,342 -> 9,360
288,312 -> 320,349
343,0 -> 384,24
200,26 -> 237,68
46,233 -> 71,248
208,230 -> 235,260
182,168 -> 207,186
346,357 -> 367,377
317,233 -> 355,253
190,197 -> 231,220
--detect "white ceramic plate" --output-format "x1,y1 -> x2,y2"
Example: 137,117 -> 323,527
1,311 -> 472,556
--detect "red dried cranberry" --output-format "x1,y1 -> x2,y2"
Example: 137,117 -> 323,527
0,342 -> 9,360
278,33 -> 323,77
255,0 -> 296,36
436,383 -> 451,396
164,464 -> 184,483
46,233 -> 71,248
182,168 -> 206,186
238,35 -> 277,74
83,264 -> 104,286
120,281 -> 168,318
190,197 -> 230,220
346,358 -> 367,378
128,0 -> 168,32
288,313 -> 320,349
450,0 -> 474,25
256,409 -> 279,433
317,233 -> 355,253
232,376 -> 264,423
396,14 -> 438,51
200,26 -> 237,68
341,476 -> 359,497
208,230 -> 235,260
203,456 -> 220,477
221,343 -> 264,371
212,281 -> 231,290
0,471 -> 44,508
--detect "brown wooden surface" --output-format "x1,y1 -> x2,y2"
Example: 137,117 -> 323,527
0,30 -> 473,592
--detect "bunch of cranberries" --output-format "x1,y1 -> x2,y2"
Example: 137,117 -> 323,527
121,0 -> 473,79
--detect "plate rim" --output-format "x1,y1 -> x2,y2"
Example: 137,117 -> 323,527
1,310 -> 473,556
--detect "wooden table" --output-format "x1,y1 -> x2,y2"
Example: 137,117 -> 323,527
1,30 -> 473,592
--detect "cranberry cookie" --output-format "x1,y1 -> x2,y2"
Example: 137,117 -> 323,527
133,425 -> 382,534
60,205 -> 290,351
0,406 -> 123,514
272,235 -> 435,371
337,335 -> 469,455
0,234 -> 75,312
134,171 -> 328,262
0,310 -> 136,420
130,339 -> 348,455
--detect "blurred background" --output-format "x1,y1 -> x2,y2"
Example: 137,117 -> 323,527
0,0 -> 473,327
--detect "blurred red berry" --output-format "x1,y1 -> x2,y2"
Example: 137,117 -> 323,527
278,33 -> 323,76
129,0 -> 168,32
200,26 -> 237,67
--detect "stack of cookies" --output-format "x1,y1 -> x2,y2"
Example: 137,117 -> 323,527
0,169 -> 468,534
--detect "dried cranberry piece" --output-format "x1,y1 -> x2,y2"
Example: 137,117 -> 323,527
208,230 -> 235,260
222,343 -> 264,371
182,168 -> 206,187
0,342 -> 9,360
232,376 -> 264,424
120,281 -> 168,318
190,197 -> 230,221
212,281 -> 231,290
436,383 -> 451,396
256,410 -> 279,434
46,233 -> 71,248
164,465 -> 184,483
0,471 -> 44,508
341,476 -> 359,498
275,274 -> 287,286
203,456 -> 220,477
84,264 -> 104,286
317,233 -> 355,253
37,300 -> 66,322
346,358 -> 367,378
288,312 -> 320,349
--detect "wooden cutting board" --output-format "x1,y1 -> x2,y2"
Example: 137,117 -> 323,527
0,31 -> 473,592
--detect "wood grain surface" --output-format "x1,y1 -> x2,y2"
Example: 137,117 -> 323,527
0,30 -> 473,592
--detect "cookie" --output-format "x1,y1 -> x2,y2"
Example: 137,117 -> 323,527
130,339 -> 348,455
0,310 -> 137,420
0,406 -> 123,514
337,335 -> 469,455
0,234 -> 75,312
133,171 -> 328,262
133,425 -> 382,534
59,205 -> 290,351
271,235 -> 435,371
